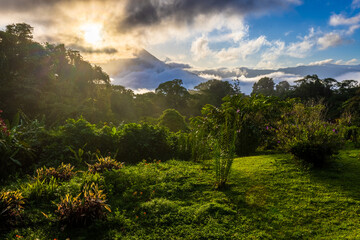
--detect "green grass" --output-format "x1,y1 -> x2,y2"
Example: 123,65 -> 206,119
2,150 -> 360,239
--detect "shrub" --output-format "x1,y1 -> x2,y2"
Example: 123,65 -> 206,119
22,177 -> 58,201
88,157 -> 124,173
40,117 -> 115,166
158,109 -> 188,132
41,117 -> 176,165
35,163 -> 75,182
56,183 -> 111,226
0,111 -> 42,180
0,190 -> 25,225
276,104 -> 343,167
117,123 -> 173,164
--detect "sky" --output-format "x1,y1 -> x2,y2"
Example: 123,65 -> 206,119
0,0 -> 360,70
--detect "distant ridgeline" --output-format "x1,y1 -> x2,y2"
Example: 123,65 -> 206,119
1,23 -> 360,125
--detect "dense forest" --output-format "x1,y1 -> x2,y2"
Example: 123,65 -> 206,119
1,23 -> 360,239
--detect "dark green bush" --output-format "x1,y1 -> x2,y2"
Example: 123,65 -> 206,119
116,123 -> 173,164
276,104 -> 343,167
158,109 -> 188,132
41,118 -> 177,165
0,111 -> 44,180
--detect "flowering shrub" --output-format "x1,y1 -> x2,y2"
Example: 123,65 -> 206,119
0,110 -> 9,135
35,163 -> 75,182
56,183 -> 111,226
88,157 -> 124,173
276,104 -> 343,167
0,190 -> 25,225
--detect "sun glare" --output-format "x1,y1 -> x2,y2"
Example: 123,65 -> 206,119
81,24 -> 103,45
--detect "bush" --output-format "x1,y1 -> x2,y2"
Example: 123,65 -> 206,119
276,104 -> 343,167
158,109 -> 188,132
56,183 -> 111,226
35,163 -> 75,182
22,177 -> 58,201
0,190 -> 25,225
117,123 -> 173,164
0,111 -> 43,180
41,118 -> 176,165
88,157 -> 124,173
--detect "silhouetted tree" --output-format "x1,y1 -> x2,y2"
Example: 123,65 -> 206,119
252,77 -> 275,96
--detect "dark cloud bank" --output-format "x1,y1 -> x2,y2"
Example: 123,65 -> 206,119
0,0 -> 300,31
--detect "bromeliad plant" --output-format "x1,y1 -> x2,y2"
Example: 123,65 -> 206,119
0,190 -> 25,225
56,183 -> 111,226
35,163 -> 75,182
88,157 -> 124,173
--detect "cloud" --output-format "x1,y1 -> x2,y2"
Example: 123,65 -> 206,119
317,32 -> 343,50
329,13 -> 360,26
191,35 -> 212,60
346,58 -> 358,65
191,34 -> 269,63
0,0 -> 302,62
286,28 -> 316,57
217,36 -> 269,61
308,59 -> 334,66
336,72 -> 360,81
67,44 -> 118,54
308,58 -> 358,66
0,0 -> 302,32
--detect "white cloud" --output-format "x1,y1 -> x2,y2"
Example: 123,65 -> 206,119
346,24 -> 360,35
257,40 -> 286,68
216,35 -> 269,62
329,13 -> 360,26
317,32 -> 343,50
346,58 -> 358,65
191,35 -> 212,60
286,28 -> 316,57
308,59 -> 334,66
336,72 -> 360,81
133,88 -> 154,94
198,73 -> 222,80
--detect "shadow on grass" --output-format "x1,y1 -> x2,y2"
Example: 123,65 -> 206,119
307,150 -> 360,200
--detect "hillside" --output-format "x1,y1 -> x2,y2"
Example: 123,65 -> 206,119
100,50 -> 360,94
2,150 -> 360,239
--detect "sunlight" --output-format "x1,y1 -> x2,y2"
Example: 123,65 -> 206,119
81,23 -> 102,45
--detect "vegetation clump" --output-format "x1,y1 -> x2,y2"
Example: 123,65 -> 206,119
88,157 -> 124,173
35,163 -> 75,182
0,190 -> 25,225
276,103 -> 343,167
56,183 -> 111,226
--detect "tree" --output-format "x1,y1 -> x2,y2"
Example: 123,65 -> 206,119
155,79 -> 190,111
158,109 -> 188,132
291,75 -> 336,100
194,79 -> 237,107
252,77 -> 275,96
275,81 -> 291,97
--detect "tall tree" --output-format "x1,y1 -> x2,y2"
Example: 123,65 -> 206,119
155,79 -> 190,112
252,77 -> 275,96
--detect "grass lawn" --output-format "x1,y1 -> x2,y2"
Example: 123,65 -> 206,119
2,149 -> 360,239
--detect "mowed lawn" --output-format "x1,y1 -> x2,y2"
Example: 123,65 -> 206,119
227,150 -> 360,239
2,150 -> 360,239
